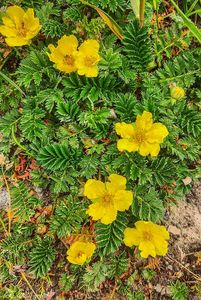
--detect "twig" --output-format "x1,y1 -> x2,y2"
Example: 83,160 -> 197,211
1,166 -> 12,235
20,271 -> 41,300
166,255 -> 201,281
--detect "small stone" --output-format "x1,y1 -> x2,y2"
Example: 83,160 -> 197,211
0,188 -> 9,209
182,176 -> 192,186
168,225 -> 181,236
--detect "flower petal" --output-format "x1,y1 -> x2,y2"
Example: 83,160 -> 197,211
84,179 -> 105,200
108,174 -> 127,191
5,37 -> 29,46
147,123 -> 169,143
86,202 -> 105,221
135,111 -> 153,131
153,238 -> 168,256
124,228 -> 142,247
79,39 -> 100,52
113,190 -> 133,211
58,35 -> 78,55
117,139 -> 139,152
84,66 -> 99,77
138,141 -> 152,156
101,205 -> 117,224
6,6 -> 25,27
0,25 -> 17,37
139,241 -> 156,258
115,122 -> 135,139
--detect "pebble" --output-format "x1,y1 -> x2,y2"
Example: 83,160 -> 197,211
0,188 -> 9,209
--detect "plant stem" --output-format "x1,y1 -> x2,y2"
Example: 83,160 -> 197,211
0,71 -> 26,96
139,0 -> 146,27
11,125 -> 33,157
1,166 -> 12,236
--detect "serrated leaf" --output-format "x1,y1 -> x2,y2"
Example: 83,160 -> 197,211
95,213 -> 127,256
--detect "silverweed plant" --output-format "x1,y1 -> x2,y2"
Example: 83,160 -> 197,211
0,0 -> 200,299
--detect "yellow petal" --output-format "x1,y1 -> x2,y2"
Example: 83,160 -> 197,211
101,205 -> 117,224
149,143 -> 160,157
85,242 -> 96,258
5,37 -> 29,46
57,35 -> 78,55
124,228 -> 141,247
147,123 -> 169,144
152,223 -> 170,240
135,220 -> 148,231
86,202 -> 105,221
117,139 -> 139,152
85,66 -> 99,77
0,25 -> 17,37
6,6 -> 25,27
153,238 -> 168,256
108,174 -> 127,191
48,44 -> 56,52
67,253 -> 87,265
79,39 -> 100,53
84,179 -> 105,200
115,122 -> 135,138
137,141 -> 150,156
139,241 -> 156,258
135,111 -> 153,131
2,16 -> 15,27
113,190 -> 133,211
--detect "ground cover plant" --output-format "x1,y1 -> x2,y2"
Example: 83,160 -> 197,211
0,0 -> 201,299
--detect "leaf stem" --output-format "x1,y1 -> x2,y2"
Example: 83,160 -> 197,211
0,71 -> 26,96
11,125 -> 33,157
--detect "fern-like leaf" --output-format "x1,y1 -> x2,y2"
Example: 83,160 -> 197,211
29,237 -> 56,278
37,144 -> 81,171
123,21 -> 153,72
95,213 -> 127,256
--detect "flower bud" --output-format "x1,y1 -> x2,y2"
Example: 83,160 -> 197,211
170,86 -> 185,100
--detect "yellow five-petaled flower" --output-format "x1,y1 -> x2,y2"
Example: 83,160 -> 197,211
124,221 -> 170,258
75,39 -> 100,77
84,174 -> 133,225
48,35 -> 78,74
115,111 -> 169,157
67,241 -> 96,265
0,5 -> 41,47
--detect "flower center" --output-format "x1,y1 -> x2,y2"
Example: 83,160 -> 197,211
85,56 -> 98,67
135,131 -> 146,143
65,55 -> 75,66
77,251 -> 84,258
102,193 -> 113,205
17,22 -> 27,37
143,231 -> 152,241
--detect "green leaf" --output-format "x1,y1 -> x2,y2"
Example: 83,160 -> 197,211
169,0 -> 201,43
95,213 -> 127,256
29,237 -> 56,278
130,0 -> 140,18
132,188 -> 164,222
50,197 -> 86,238
37,144 -> 81,171
123,21 -> 153,72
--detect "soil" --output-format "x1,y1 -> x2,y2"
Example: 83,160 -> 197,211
150,181 -> 201,299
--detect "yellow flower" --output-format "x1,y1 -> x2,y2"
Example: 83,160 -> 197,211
0,5 -> 41,47
67,241 -> 96,265
48,35 -> 78,73
170,86 -> 185,100
84,174 -> 133,224
124,221 -> 170,258
75,39 -> 100,77
115,111 -> 169,157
